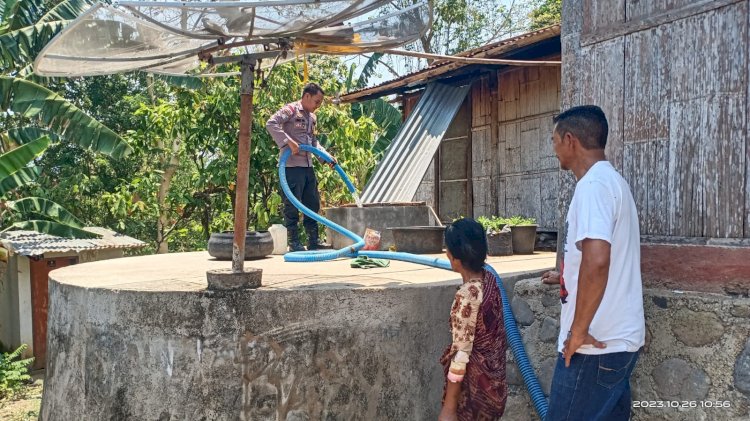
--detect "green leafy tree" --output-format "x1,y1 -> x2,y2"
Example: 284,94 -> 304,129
529,0 -> 562,30
26,73 -> 177,253
390,0 -> 531,55
95,55 -> 388,252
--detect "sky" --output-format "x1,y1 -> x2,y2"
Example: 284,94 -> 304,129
343,0 -> 534,90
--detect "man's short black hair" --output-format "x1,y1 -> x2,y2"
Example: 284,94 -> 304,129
553,105 -> 609,150
302,82 -> 324,97
445,218 -> 487,272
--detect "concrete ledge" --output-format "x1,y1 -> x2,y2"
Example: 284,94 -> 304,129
206,268 -> 262,290
641,244 -> 750,295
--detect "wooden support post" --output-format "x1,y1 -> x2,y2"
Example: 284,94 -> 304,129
232,56 -> 256,273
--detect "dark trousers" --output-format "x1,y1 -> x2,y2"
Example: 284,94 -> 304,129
545,350 -> 640,421
282,167 -> 320,235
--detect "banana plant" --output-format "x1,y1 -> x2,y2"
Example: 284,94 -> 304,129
0,135 -> 99,238
346,53 -> 402,156
1,77 -> 132,157
0,80 -> 131,238
0,0 -> 136,237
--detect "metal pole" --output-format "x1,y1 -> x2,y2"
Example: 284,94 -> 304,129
232,56 -> 256,272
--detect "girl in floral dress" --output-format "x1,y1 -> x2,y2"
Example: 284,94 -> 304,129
439,218 -> 508,421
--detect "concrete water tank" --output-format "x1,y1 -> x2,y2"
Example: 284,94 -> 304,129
323,202 -> 434,250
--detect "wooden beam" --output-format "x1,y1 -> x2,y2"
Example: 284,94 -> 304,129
581,0 -> 742,46
340,27 -> 561,104
383,49 -> 561,67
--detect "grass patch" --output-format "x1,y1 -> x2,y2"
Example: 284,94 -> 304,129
0,379 -> 42,421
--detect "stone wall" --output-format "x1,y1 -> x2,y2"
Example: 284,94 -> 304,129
507,278 -> 750,420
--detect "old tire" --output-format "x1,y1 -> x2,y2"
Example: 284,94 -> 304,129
207,231 -> 274,260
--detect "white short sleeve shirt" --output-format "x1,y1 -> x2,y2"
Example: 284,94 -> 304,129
559,161 -> 646,354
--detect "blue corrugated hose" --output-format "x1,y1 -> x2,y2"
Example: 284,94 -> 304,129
279,145 -> 548,418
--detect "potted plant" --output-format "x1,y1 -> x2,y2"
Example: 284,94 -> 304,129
208,230 -> 274,260
477,216 -> 512,256
507,216 -> 538,254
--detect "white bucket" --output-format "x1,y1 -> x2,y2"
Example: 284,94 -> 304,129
268,224 -> 287,254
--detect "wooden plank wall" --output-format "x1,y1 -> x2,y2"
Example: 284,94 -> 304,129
471,75 -> 496,218
439,97 -> 472,220
410,66 -> 562,227
493,66 -> 561,231
412,158 -> 436,208
562,0 -> 749,240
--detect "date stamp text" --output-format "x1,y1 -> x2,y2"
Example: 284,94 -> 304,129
633,401 -> 731,409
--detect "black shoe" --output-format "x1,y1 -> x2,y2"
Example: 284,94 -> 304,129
305,227 -> 328,250
288,241 -> 306,252
307,242 -> 330,251
287,228 -> 306,252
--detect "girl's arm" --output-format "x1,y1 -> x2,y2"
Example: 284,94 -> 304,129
440,281 -> 483,419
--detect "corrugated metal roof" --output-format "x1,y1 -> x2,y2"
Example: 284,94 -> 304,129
341,24 -> 561,103
361,82 -> 470,203
0,227 -> 146,256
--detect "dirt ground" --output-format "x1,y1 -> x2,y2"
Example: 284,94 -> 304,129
0,378 -> 43,421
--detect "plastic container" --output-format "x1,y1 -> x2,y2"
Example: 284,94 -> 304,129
268,224 -> 288,255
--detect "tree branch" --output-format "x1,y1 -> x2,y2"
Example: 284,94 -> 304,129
374,57 -> 401,78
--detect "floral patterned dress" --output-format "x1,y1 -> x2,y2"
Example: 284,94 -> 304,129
441,269 -> 508,420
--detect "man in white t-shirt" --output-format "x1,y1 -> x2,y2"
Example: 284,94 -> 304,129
541,105 -> 645,421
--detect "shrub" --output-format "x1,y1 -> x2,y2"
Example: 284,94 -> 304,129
506,215 -> 537,226
476,216 -> 508,234
0,344 -> 34,399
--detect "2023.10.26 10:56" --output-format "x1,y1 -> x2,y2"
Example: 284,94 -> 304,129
632,401 -> 731,409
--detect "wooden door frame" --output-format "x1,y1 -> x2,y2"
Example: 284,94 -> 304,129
436,92 -> 474,221
30,255 -> 78,369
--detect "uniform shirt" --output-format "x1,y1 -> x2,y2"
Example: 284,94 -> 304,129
265,101 -> 328,168
558,160 -> 646,355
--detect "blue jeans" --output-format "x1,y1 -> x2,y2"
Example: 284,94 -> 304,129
545,350 -> 640,421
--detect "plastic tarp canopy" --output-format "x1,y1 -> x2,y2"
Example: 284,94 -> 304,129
34,0 -> 429,77
117,0 -> 389,39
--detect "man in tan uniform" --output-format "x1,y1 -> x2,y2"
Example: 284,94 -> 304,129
266,83 -> 335,252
